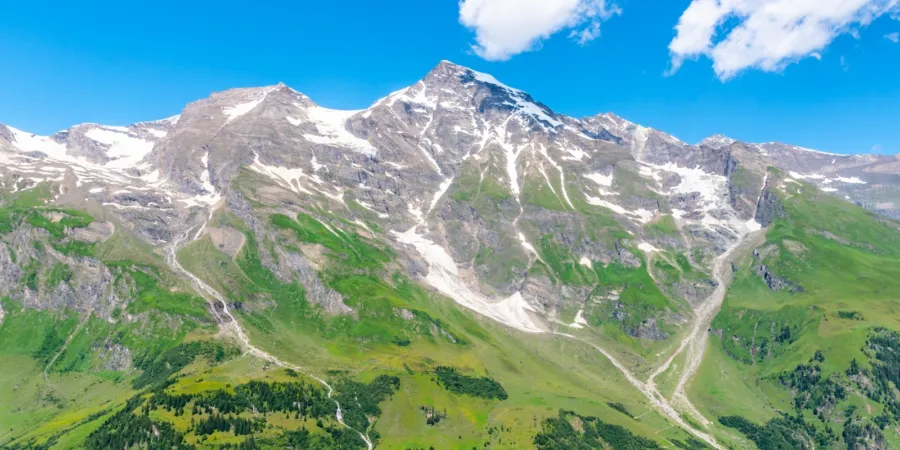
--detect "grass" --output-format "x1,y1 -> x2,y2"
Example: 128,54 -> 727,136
174,208 -> 701,447
645,214 -> 680,238
271,212 -> 393,271
538,234 -> 596,286
522,171 -> 568,212
121,264 -> 208,319
448,162 -> 512,204
45,263 -> 73,288
690,176 -> 900,443
18,163 -> 900,448
0,355 -> 130,448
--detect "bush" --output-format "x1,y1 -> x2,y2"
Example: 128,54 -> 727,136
434,367 -> 507,400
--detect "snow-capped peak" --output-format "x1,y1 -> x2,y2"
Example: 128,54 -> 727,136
435,60 -> 521,93
699,134 -> 736,149
433,61 -> 562,129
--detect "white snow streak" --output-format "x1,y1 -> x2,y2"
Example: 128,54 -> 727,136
392,227 -> 544,333
223,95 -> 267,122
304,107 -> 377,155
585,172 -> 613,187
585,196 -> 655,223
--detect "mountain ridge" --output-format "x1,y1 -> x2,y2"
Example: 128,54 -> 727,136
4,60 -> 900,449
3,60 -> 898,328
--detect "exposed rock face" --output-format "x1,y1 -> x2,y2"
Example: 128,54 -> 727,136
1,60 -> 898,339
69,221 -> 115,243
99,343 -> 133,372
278,249 -> 351,315
673,280 -> 717,305
0,243 -> 22,296
755,189 -> 785,227
755,265 -> 803,293
626,319 -> 669,341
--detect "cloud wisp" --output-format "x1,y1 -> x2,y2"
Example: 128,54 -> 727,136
459,0 -> 620,61
668,0 -> 900,80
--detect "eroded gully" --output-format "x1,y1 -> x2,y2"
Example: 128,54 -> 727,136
166,227 -> 374,450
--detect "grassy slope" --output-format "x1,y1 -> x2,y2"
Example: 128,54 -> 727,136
0,186 -> 216,448
174,205 -> 704,448
25,164 -> 900,449
689,178 -> 900,447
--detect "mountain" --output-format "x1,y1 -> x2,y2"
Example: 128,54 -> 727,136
3,61 -> 900,449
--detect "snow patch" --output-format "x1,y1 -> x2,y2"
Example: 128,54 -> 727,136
585,172 -> 613,187
146,128 -> 168,138
536,144 -> 575,209
561,146 -> 586,161
638,242 -> 660,253
427,178 -> 454,214
85,127 -> 155,169
464,68 -> 562,128
585,196 -> 655,223
248,153 -> 313,196
789,171 -> 866,185
570,309 -> 589,329
835,176 -> 866,184
392,227 -> 544,333
579,257 -> 592,267
304,107 -> 377,155
469,68 -> 516,91
656,163 -> 727,212
223,92 -> 268,122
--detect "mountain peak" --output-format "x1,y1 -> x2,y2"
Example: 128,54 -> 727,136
370,60 -> 564,130
423,60 -> 519,93
698,134 -> 737,149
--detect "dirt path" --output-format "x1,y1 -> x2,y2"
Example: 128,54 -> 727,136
167,227 -> 374,450
554,331 -> 723,449
43,317 -> 89,388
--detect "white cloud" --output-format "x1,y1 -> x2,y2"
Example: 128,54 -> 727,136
459,0 -> 620,61
669,0 -> 900,80
887,32 -> 900,42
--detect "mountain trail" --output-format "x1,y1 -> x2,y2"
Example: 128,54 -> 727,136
166,227 -> 374,450
42,316 -> 89,389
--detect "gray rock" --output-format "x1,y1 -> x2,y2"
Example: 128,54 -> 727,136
755,265 -> 803,293
278,249 -> 352,316
755,190 -> 785,227
626,319 -> 669,341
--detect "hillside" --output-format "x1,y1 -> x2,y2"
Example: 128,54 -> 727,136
3,61 -> 900,449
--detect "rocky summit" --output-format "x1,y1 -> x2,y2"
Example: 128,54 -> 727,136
4,61 -> 900,449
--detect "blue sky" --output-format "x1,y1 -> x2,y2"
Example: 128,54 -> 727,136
1,0 -> 898,154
